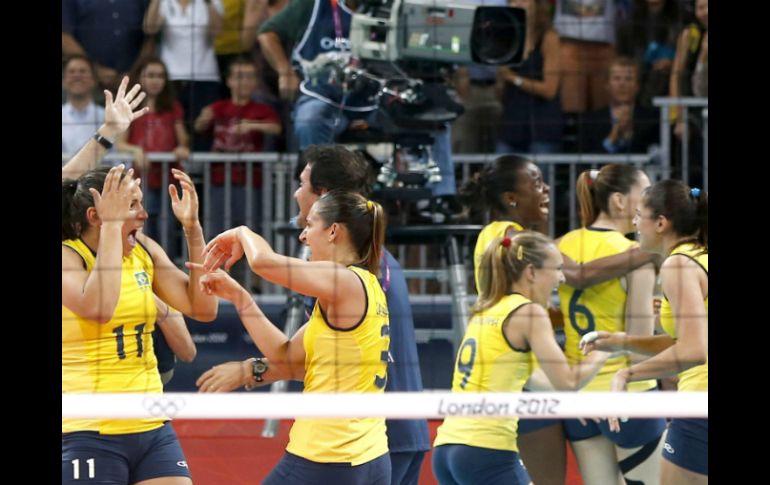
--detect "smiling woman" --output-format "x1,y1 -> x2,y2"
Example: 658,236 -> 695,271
432,231 -> 615,485
195,190 -> 393,484
61,164 -> 217,485
558,164 -> 666,485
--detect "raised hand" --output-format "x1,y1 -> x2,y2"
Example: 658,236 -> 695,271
102,76 -> 149,139
186,263 -> 248,302
202,228 -> 245,271
169,169 -> 200,230
88,165 -> 138,225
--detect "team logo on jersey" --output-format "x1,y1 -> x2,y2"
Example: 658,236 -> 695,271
663,443 -> 675,455
134,271 -> 150,290
177,461 -> 188,468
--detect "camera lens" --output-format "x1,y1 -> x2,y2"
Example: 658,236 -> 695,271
471,7 -> 525,65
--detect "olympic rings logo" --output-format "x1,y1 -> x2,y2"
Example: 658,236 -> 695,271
142,396 -> 186,418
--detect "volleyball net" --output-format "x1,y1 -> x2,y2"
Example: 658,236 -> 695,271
62,391 -> 707,420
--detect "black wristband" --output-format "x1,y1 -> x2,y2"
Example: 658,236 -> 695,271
93,132 -> 114,150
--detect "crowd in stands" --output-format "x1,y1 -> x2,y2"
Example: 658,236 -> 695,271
63,0 -> 708,244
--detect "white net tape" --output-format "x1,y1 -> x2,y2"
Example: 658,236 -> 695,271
63,391 -> 707,420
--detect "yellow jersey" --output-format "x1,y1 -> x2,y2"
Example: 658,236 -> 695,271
660,244 -> 708,391
62,238 -> 163,434
474,220 -> 525,293
434,294 -> 535,452
286,265 -> 390,465
558,228 -> 656,392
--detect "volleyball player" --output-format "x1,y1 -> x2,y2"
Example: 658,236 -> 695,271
583,180 -> 708,484
62,164 -> 217,484
432,231 -> 615,485
558,165 -> 665,484
195,191 -> 392,484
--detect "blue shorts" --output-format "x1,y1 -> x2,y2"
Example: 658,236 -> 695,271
517,388 -> 560,435
390,451 -> 426,485
663,418 -> 708,475
263,451 -> 391,485
62,422 -> 190,484
432,444 -> 531,485
517,418 -> 561,435
564,417 -> 667,449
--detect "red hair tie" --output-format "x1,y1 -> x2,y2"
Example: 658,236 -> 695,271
501,237 -> 512,248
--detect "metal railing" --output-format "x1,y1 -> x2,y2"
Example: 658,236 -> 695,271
652,96 -> 708,187
63,151 -> 651,293
63,142 -> 699,295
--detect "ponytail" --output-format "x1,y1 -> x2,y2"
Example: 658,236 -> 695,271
363,199 -> 386,275
473,231 -> 553,313
576,170 -> 598,227
577,165 -> 644,227
315,191 -> 387,276
60,166 -> 114,241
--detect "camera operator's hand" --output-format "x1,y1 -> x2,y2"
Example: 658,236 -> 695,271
279,71 -> 300,102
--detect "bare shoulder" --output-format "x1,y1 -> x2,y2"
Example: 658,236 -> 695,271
508,302 -> 549,325
62,244 -> 86,271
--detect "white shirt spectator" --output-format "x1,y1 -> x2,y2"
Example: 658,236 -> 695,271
159,0 -> 224,82
62,101 -> 105,158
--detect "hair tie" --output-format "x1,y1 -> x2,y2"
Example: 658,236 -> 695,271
501,237 -> 512,248
516,245 -> 524,260
366,200 -> 374,211
690,187 -> 701,199
586,169 -> 600,186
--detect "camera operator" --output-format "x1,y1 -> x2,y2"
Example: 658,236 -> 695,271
257,0 -> 458,213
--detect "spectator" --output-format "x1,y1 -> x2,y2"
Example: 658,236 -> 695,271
62,55 -> 105,158
144,0 -> 225,151
578,57 -> 659,154
62,0 -> 153,91
670,0 -> 707,138
617,0 -> 683,108
450,0 -> 507,154
496,0 -> 563,178
554,0 -> 618,114
194,57 -> 282,238
116,57 -> 191,259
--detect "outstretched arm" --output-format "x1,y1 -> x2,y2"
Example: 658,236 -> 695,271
508,304 -> 611,391
581,331 -> 675,357
562,247 -> 659,289
193,266 -> 307,376
203,226 -> 363,306
196,355 -> 304,392
62,77 -> 149,180
613,256 -> 707,383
